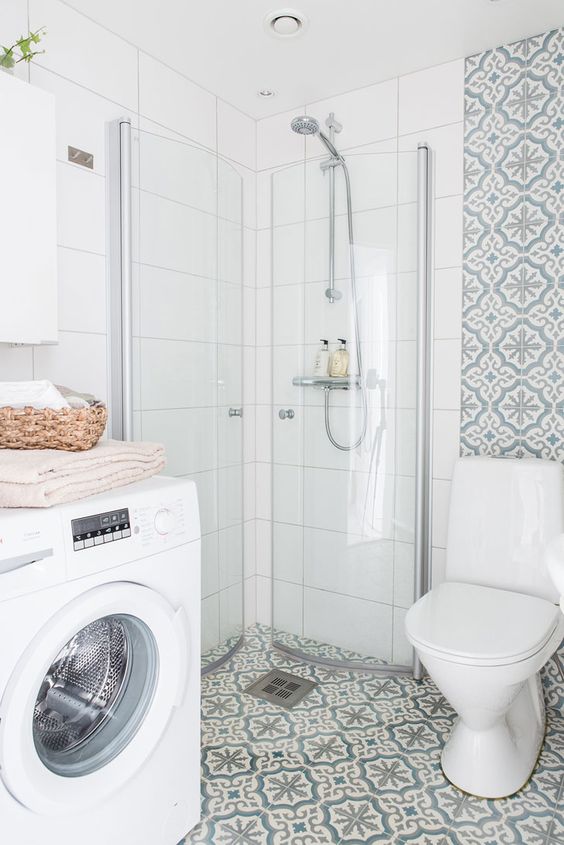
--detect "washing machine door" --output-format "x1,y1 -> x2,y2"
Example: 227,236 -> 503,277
0,582 -> 189,815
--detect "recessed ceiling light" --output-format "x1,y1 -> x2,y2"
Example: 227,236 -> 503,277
258,89 -> 276,98
264,9 -> 309,38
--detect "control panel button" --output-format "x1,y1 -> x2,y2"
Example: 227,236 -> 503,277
103,533 -> 113,543
154,508 -> 175,536
122,528 -> 131,538
74,540 -> 85,551
94,536 -> 103,546
84,538 -> 94,548
113,530 -> 122,541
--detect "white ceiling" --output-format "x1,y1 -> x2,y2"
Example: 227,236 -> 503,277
65,0 -> 563,118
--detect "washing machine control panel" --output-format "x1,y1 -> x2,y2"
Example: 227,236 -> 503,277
71,508 -> 131,552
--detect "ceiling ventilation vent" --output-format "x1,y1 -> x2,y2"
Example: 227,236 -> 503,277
264,9 -> 309,38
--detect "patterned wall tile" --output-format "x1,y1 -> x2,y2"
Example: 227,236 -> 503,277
462,26 -> 564,461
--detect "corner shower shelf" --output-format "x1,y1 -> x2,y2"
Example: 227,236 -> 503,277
292,375 -> 361,390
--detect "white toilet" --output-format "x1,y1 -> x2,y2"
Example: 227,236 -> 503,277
406,456 -> 564,799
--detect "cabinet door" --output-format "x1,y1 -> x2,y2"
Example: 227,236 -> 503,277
0,72 -> 57,344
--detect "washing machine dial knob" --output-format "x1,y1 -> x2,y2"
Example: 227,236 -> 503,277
154,508 -> 175,536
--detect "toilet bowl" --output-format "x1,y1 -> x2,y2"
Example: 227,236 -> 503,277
406,457 -> 564,799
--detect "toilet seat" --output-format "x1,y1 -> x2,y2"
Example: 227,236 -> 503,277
406,581 -> 560,667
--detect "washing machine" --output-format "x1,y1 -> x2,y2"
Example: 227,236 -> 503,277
0,476 -> 201,845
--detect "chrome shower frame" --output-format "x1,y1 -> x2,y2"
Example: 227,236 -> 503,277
271,144 -> 434,678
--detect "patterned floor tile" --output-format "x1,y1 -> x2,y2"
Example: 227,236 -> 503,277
193,624 -> 564,845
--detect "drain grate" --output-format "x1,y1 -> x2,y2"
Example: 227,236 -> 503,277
245,669 -> 317,709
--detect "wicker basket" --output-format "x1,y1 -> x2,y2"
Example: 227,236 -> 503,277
0,405 -> 107,451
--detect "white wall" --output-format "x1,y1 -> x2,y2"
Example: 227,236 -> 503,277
254,59 -> 465,640
0,0 -> 258,641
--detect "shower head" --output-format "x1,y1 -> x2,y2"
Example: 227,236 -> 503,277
290,114 -> 342,159
291,115 -> 320,136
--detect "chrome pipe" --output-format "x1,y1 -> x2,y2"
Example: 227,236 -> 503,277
413,143 -> 433,681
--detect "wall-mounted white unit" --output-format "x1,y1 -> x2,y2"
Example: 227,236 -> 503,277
0,72 -> 57,344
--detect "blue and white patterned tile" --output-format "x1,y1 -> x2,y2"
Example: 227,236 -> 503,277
267,800 -> 344,844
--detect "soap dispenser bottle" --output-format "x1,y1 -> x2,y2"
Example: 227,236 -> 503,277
312,339 -> 331,376
330,338 -> 349,377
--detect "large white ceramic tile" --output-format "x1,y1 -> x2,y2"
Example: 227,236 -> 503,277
244,575 -> 257,627
398,122 -> 464,203
394,541 -> 415,609
243,347 -> 257,405
244,463 -> 256,520
0,345 -> 33,380
201,533 -> 219,598
33,331 -> 107,400
273,405 -> 303,466
244,520 -> 257,578
255,405 -> 272,463
272,285 -> 304,346
218,344 -> 243,407
57,163 -> 105,255
217,464 -> 244,530
219,281 -> 242,346
183,469 -> 218,535
432,479 -> 451,549
257,169 -> 273,231
273,345 -> 303,405
396,272 -> 417,341
139,191 -> 217,278
303,467 -> 369,535
397,203 -> 417,274
256,575 -> 272,625
304,281 -> 352,346
58,248 -> 106,334
395,409 -> 416,477
304,587 -> 393,662
256,518 -> 273,577
218,156 -> 244,224
244,409 -> 256,463
394,474 -> 415,543
30,0 -> 138,109
243,227 -> 256,287
142,408 -> 217,475
433,339 -> 462,410
139,52 -> 216,149
256,288 -> 272,347
392,607 -> 412,666
139,339 -> 216,409
304,528 -> 394,605
435,195 -> 463,269
398,59 -> 464,136
255,346 -> 272,404
139,129 -> 216,214
272,161 -> 305,226
396,341 -> 417,409
255,463 -> 272,521
303,405 -> 368,473
273,580 -> 303,636
273,464 -> 302,525
434,267 -> 462,339
273,223 -> 305,286
243,286 -> 256,348
31,66 -> 136,175
257,108 -> 305,170
218,217 -> 243,285
217,405 -> 242,469
347,207 -> 398,279
256,228 -> 272,288
138,265 -> 216,343
432,546 -> 447,586
0,0 -> 27,47
433,410 -> 461,481
218,100 -> 256,170
219,524 -> 244,591
273,522 -> 303,584
201,594 -> 220,652
306,79 -> 398,152
219,581 -> 243,644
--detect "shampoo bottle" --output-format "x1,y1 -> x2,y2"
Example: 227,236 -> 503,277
312,339 -> 331,376
330,338 -> 349,377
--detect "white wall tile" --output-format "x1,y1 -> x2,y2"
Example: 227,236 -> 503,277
432,546 -> 447,587
219,581 -> 244,643
142,408 -> 217,475
218,100 -> 256,169
256,518 -> 272,577
273,522 -> 303,583
138,266 -> 216,344
139,339 -> 216,409
244,575 -> 257,627
30,0 -> 138,109
257,107 -> 305,170
139,52 -> 216,149
272,580 -> 303,636
306,79 -> 398,152
433,339 -> 462,410
398,59 -> 464,136
139,192 -> 216,277
57,163 -> 106,255
201,594 -> 220,652
58,248 -> 106,334
256,574 -> 272,625
398,122 -> 464,202
33,330 -> 107,400
273,463 -> 302,525
272,285 -> 304,345
201,533 -> 219,598
432,479 -> 451,549
0,344 -> 33,380
433,410 -> 461,480
435,195 -> 463,269
434,267 -> 462,339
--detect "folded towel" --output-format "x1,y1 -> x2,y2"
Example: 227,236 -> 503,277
0,380 -> 70,410
0,439 -> 166,508
56,384 -> 102,409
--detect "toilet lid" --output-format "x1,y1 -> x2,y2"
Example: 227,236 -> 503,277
405,581 -> 561,665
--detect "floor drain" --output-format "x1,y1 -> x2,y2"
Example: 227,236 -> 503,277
245,669 -> 317,709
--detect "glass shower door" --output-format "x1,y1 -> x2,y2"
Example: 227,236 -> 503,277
129,126 -> 244,672
271,149 -> 422,671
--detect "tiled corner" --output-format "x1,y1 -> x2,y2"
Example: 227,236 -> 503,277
462,26 -> 564,461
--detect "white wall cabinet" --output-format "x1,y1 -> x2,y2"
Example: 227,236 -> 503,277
0,71 -> 57,344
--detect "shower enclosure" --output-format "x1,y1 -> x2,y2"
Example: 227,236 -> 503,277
108,119 -> 245,674
269,118 -> 432,675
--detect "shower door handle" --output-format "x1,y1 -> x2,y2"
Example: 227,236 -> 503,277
278,409 -> 295,420
229,408 -> 243,417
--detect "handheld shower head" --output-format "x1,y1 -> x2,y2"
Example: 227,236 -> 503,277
291,115 -> 320,136
290,114 -> 341,159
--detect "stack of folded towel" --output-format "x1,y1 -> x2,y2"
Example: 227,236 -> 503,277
0,439 -> 166,508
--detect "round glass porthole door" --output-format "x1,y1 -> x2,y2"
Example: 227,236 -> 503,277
33,614 -> 158,778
